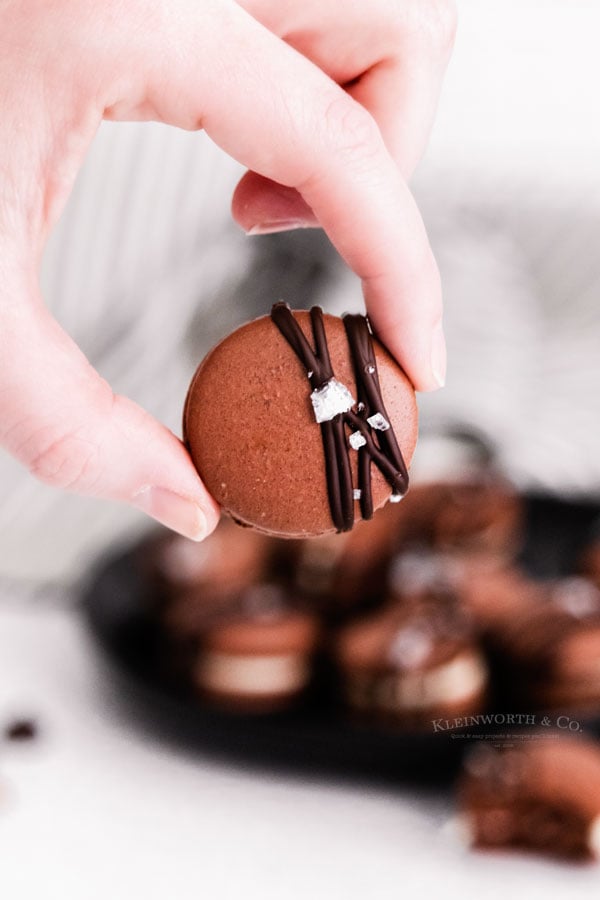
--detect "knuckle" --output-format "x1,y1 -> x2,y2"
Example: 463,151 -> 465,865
26,425 -> 101,493
322,95 -> 384,168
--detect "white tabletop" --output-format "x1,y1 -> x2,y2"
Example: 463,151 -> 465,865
1,595 -> 599,900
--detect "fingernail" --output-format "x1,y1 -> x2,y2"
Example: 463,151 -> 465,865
246,219 -> 314,236
132,486 -> 207,541
430,322 -> 447,388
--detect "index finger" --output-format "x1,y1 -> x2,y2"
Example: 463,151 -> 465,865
105,1 -> 445,391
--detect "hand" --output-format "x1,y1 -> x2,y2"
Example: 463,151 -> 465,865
0,0 -> 456,540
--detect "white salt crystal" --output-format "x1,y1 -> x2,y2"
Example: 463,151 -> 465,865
310,378 -> 355,423
388,624 -> 432,669
367,412 -> 390,431
349,431 -> 367,450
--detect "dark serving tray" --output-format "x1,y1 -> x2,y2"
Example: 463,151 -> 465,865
80,495 -> 600,785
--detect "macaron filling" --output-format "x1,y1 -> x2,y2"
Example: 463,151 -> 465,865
347,650 -> 487,712
196,651 -> 310,697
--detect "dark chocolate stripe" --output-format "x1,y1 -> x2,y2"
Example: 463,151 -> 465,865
343,314 -> 409,517
305,306 -> 352,528
270,302 -> 409,532
271,301 -> 329,388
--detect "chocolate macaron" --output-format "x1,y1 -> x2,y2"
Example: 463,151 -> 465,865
334,586 -> 488,729
486,576 -> 600,713
289,501 -> 404,621
457,737 -> 600,861
183,304 -> 417,538
148,518 -> 275,639
193,583 -> 320,712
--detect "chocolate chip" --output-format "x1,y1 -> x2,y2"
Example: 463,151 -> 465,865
4,719 -> 37,742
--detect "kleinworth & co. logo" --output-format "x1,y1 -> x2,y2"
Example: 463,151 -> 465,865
431,711 -> 584,743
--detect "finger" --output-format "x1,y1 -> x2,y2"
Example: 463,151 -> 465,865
102,3 -> 444,390
0,279 -> 220,540
232,176 -> 318,234
232,168 -> 445,392
347,57 -> 447,180
238,0 -> 453,178
233,0 -> 453,228
228,76 -> 445,391
233,53 -> 444,227
231,53 -> 446,242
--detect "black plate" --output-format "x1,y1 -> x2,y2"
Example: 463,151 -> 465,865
80,495 -> 600,784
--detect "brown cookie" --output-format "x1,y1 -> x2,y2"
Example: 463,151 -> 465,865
451,560 -> 545,635
483,577 -> 600,712
458,736 -> 600,861
142,518 -> 275,638
334,587 -> 488,728
145,517 -> 272,593
183,304 -> 417,538
392,475 -> 523,560
288,500 -> 404,620
193,583 -> 320,712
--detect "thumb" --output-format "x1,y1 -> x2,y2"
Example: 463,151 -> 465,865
0,276 -> 219,541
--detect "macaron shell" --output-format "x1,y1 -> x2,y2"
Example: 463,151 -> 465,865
203,613 -> 319,656
183,311 -> 418,537
462,737 -> 600,823
335,606 -> 468,673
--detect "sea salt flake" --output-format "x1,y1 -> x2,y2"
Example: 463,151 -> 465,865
310,378 -> 355,424
349,431 -> 367,450
390,493 -> 404,503
365,364 -> 376,375
307,370 -> 314,379
353,489 -> 362,501
356,402 -> 366,412
367,412 -> 390,431
552,577 -> 600,618
388,624 -> 432,670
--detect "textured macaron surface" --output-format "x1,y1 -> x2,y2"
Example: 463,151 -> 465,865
184,310 -> 418,537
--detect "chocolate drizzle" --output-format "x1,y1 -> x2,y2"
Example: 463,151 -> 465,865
270,302 -> 409,532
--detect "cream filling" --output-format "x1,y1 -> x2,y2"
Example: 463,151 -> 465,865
442,814 -> 475,848
386,651 -> 487,711
349,651 -> 487,712
587,815 -> 600,858
197,651 -> 309,697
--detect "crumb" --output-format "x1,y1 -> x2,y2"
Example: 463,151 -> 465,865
4,719 -> 38,742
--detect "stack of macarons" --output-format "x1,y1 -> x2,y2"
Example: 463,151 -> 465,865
138,465 -> 527,722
